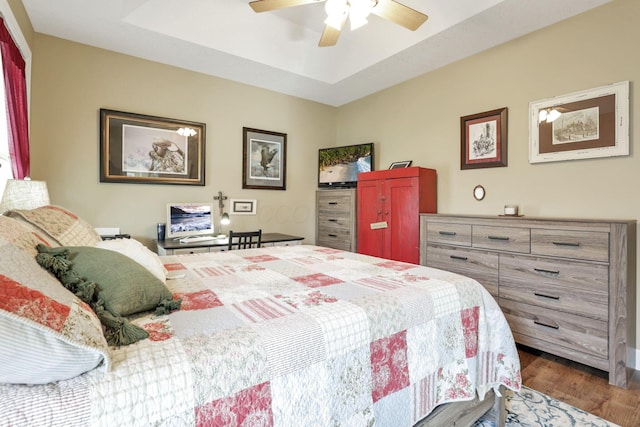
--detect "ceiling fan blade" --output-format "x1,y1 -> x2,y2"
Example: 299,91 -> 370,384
318,14 -> 347,47
249,0 -> 323,13
318,25 -> 341,47
371,0 -> 428,31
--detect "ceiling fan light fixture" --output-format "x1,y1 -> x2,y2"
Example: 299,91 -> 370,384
325,0 -> 348,29
349,0 -> 375,30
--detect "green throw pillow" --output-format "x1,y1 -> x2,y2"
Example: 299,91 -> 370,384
59,246 -> 174,316
35,245 -> 180,346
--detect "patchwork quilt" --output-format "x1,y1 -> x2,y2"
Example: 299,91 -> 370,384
0,245 -> 521,426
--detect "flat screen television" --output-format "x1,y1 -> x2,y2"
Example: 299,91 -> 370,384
318,143 -> 374,188
166,203 -> 214,240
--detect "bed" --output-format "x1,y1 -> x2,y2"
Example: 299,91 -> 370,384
0,205 -> 521,426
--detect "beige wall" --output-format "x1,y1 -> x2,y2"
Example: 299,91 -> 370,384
336,0 -> 639,358
29,36 -> 337,246
28,1 -> 639,358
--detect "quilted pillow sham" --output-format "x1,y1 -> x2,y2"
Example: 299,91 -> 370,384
0,239 -> 110,384
6,205 -> 102,247
0,215 -> 57,257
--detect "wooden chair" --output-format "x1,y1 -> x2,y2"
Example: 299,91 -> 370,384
227,229 -> 262,250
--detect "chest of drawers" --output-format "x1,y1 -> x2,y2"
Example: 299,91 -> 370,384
316,189 -> 357,252
420,214 -> 635,388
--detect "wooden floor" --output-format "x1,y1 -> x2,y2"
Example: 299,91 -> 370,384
518,345 -> 640,427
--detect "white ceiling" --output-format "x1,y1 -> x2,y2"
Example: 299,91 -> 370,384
22,0 -> 611,106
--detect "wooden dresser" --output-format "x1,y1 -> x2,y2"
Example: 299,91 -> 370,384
420,214 -> 636,388
316,189 -> 357,252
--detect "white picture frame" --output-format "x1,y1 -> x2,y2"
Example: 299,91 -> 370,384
230,199 -> 257,215
529,81 -> 629,164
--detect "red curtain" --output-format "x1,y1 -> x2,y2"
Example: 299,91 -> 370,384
0,17 -> 29,179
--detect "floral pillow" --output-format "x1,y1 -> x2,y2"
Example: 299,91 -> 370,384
0,238 -> 110,384
0,214 -> 57,256
5,205 -> 102,247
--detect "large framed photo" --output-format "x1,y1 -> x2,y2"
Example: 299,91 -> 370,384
529,81 -> 629,164
460,107 -> 508,170
242,127 -> 287,190
100,109 -> 206,185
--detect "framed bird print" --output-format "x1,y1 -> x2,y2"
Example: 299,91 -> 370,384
242,127 -> 287,190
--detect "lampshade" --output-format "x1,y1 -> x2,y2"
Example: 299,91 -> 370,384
0,179 -> 50,214
220,212 -> 230,225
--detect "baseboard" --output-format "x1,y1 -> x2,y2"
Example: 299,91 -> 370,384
630,347 -> 640,371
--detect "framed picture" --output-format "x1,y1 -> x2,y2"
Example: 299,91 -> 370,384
460,107 -> 508,170
230,199 -> 257,215
529,81 -> 629,164
389,160 -> 412,169
242,127 -> 287,190
100,109 -> 205,185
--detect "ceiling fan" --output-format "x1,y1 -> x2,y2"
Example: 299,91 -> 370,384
248,0 -> 428,47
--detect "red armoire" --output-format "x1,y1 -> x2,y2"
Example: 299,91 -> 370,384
357,167 -> 437,264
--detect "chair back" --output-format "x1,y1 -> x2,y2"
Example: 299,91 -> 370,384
228,229 -> 262,250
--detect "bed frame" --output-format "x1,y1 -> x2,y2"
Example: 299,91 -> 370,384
415,387 -> 505,427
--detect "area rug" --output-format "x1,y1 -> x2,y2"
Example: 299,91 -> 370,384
473,386 -> 620,427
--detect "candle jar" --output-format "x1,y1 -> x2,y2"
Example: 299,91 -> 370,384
504,205 -> 518,216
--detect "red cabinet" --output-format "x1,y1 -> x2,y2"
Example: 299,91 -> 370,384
357,167 -> 436,264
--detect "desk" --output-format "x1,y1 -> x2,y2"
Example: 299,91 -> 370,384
156,233 -> 304,255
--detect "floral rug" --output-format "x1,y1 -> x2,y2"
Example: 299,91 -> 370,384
474,386 -> 620,427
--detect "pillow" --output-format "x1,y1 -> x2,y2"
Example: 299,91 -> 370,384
95,238 -> 168,283
6,205 -> 102,247
0,215 -> 58,257
0,239 -> 110,384
41,246 -> 174,317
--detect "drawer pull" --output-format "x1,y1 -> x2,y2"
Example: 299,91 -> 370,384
328,219 -> 338,222
552,241 -> 580,247
534,292 -> 560,300
328,202 -> 338,205
488,235 -> 510,241
439,231 -> 457,236
328,234 -> 338,238
534,268 -> 560,275
450,255 -> 468,261
534,321 -> 559,330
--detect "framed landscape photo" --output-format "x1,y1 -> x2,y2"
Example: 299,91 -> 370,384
100,109 -> 206,185
529,81 -> 629,164
242,127 -> 287,190
460,107 -> 508,170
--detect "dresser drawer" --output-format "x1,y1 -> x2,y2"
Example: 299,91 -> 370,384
426,244 -> 498,297
317,231 -> 352,251
426,222 -> 472,246
173,247 -> 211,255
317,212 -> 353,230
501,299 -> 608,359
472,225 -> 530,253
499,255 -> 608,320
531,229 -> 609,262
317,193 -> 354,214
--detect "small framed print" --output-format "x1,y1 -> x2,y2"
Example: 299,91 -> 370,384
230,199 -> 257,215
389,160 -> 412,169
529,81 -> 629,164
242,127 -> 286,190
100,109 -> 205,185
461,107 -> 508,170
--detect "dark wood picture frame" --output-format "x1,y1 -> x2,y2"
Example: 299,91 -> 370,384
100,109 -> 206,185
242,127 -> 287,190
460,107 -> 508,170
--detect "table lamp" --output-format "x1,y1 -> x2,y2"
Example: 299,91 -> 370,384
0,179 -> 50,214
